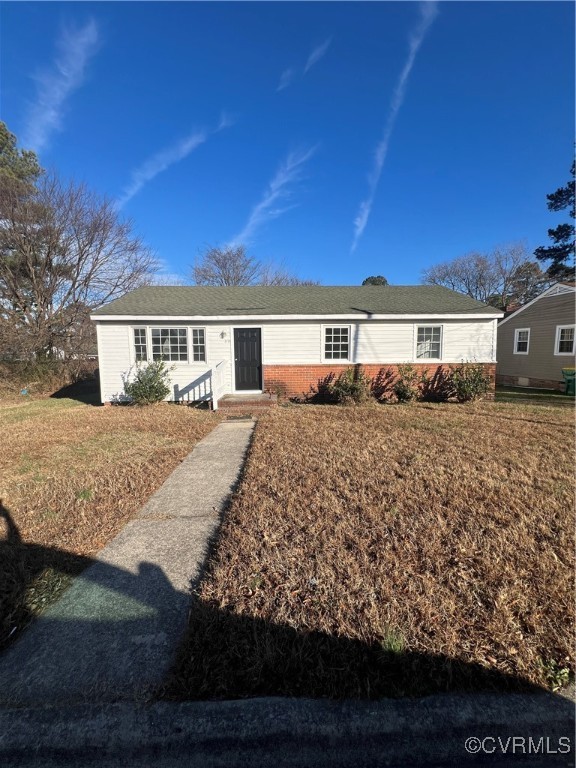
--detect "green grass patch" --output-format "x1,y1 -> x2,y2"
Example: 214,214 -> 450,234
495,385 -> 574,405
0,397 -> 85,426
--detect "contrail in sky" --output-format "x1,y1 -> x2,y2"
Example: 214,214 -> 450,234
304,38 -> 332,73
117,116 -> 232,208
351,2 -> 438,253
117,131 -> 208,209
277,36 -> 332,92
23,19 -> 99,153
230,145 -> 317,245
277,68 -> 295,92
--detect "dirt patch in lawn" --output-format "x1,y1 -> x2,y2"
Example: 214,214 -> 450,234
167,401 -> 574,699
0,399 -> 220,649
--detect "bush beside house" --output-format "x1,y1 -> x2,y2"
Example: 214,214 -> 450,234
305,363 -> 491,405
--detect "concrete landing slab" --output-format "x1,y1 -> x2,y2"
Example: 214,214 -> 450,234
218,394 -> 277,404
0,420 -> 254,708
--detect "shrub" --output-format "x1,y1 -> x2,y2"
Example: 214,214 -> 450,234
393,364 -> 420,403
331,366 -> 373,405
305,372 -> 338,404
371,367 -> 396,402
307,367 -> 373,405
266,380 -> 288,400
449,362 -> 490,402
122,360 -> 173,405
419,367 -> 454,403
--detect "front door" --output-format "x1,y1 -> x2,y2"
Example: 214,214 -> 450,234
234,328 -> 262,391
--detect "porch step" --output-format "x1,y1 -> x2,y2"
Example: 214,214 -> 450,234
217,393 -> 278,411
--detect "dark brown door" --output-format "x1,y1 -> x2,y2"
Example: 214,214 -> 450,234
234,328 -> 262,390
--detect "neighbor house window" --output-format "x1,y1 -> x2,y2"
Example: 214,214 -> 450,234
514,328 -> 530,355
151,328 -> 188,362
191,328 -> 206,362
324,326 -> 350,360
133,328 -> 148,361
555,325 -> 575,355
416,326 -> 442,359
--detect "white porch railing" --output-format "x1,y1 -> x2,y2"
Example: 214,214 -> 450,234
212,359 -> 228,410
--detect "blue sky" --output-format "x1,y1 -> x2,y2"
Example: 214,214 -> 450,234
1,1 -> 574,285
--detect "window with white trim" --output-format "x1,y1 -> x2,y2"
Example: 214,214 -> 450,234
191,328 -> 206,361
416,326 -> 442,359
555,325 -> 575,355
513,328 -> 530,355
151,328 -> 188,362
324,326 -> 350,360
133,328 -> 147,361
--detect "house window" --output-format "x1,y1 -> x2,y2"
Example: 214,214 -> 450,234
514,328 -> 530,355
416,326 -> 442,359
555,325 -> 575,355
133,328 -> 147,361
191,328 -> 206,362
324,326 -> 350,360
151,328 -> 188,362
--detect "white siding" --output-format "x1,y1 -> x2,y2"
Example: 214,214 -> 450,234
96,321 -> 232,403
96,323 -> 131,402
351,321 -> 414,363
95,318 -> 497,402
260,323 -> 323,363
442,320 -> 496,363
261,319 -> 496,365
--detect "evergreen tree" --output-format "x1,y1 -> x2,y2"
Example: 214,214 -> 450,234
534,161 -> 575,280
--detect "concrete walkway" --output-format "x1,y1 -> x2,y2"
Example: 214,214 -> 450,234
0,419 -> 255,708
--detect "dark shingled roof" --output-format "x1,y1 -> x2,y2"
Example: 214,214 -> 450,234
91,285 -> 500,317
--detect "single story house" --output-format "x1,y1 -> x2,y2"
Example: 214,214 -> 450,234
91,285 -> 503,407
496,282 -> 575,391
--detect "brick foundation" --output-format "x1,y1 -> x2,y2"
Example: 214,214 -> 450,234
496,374 -> 565,392
264,363 -> 497,399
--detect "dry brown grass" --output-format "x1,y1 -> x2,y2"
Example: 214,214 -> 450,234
0,397 -> 220,648
0,360 -> 98,403
168,400 -> 575,699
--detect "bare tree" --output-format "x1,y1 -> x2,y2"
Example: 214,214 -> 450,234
192,246 -> 260,286
421,243 -> 550,310
0,172 -> 157,359
258,262 -> 319,286
191,245 -> 317,286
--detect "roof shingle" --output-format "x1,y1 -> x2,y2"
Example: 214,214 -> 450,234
91,285 -> 500,317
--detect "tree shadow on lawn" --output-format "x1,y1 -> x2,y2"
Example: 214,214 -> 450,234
50,375 -> 101,406
1,500 -> 573,713
0,500 -> 191,706
163,597 -> 567,703
0,501 -> 94,652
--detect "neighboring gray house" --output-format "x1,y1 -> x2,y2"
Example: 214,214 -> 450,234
496,282 -> 576,391
91,285 -> 502,407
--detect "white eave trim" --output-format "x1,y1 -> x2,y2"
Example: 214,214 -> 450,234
498,283 -> 576,327
91,312 -> 503,322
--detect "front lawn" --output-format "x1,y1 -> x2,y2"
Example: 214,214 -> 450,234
0,397 -> 220,650
495,384 -> 575,405
168,400 -> 574,699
